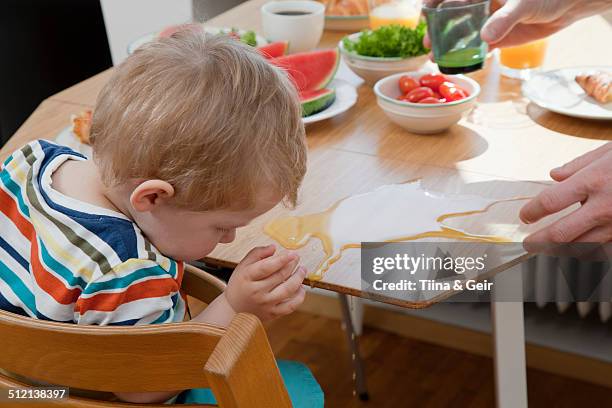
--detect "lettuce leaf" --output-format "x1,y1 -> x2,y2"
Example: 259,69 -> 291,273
343,22 -> 429,58
240,30 -> 257,47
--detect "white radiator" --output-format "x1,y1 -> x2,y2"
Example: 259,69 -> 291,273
523,256 -> 612,322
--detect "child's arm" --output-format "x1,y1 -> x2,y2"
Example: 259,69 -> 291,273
191,244 -> 307,326
114,245 -> 306,404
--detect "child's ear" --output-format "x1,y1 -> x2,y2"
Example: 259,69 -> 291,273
130,180 -> 175,212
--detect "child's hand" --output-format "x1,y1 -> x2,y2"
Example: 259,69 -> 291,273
224,245 -> 307,321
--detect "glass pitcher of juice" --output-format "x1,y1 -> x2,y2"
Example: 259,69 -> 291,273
499,39 -> 548,79
368,0 -> 422,29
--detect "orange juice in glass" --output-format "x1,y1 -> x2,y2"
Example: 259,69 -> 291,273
368,0 -> 422,29
499,38 -> 548,79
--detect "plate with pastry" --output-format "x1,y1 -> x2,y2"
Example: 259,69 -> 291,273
522,66 -> 612,120
320,0 -> 369,31
55,110 -> 93,157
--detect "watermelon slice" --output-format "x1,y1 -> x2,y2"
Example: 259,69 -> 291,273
301,88 -> 336,117
272,48 -> 340,92
159,24 -> 182,38
257,41 -> 289,59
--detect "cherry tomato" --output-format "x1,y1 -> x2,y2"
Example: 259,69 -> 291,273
403,86 -> 435,103
439,81 -> 469,102
418,97 -> 443,104
398,76 -> 420,94
419,74 -> 448,92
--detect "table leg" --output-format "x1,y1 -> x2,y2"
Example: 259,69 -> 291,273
348,295 -> 364,336
491,264 -> 528,408
339,293 -> 369,401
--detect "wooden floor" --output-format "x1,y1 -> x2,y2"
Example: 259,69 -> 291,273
265,311 -> 612,408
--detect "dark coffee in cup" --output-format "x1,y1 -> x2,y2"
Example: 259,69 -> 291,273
274,10 -> 312,16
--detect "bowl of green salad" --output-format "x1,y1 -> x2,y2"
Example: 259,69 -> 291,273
339,22 -> 430,84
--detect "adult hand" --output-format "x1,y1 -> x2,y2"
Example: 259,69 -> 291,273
520,143 -> 612,245
423,0 -> 612,49
480,0 -> 611,48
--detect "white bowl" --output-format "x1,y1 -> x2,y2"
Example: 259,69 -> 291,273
373,71 -> 480,134
339,32 -> 430,85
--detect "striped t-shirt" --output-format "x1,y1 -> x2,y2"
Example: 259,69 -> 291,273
0,140 -> 186,325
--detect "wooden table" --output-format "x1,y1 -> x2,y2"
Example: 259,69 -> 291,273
2,2 -> 611,407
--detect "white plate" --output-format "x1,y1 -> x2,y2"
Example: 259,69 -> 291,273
127,26 -> 268,55
522,66 -> 612,120
55,126 -> 92,157
303,78 -> 358,125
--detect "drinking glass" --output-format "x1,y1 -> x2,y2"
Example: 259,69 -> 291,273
422,0 -> 490,74
368,0 -> 422,29
499,39 -> 548,80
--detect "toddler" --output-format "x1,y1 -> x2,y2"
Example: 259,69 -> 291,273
0,30 -> 312,404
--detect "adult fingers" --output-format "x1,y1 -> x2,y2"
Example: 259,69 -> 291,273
487,23 -> 559,49
551,143 -> 612,182
250,252 -> 299,280
574,225 -> 612,243
273,287 -> 306,317
519,177 -> 587,224
523,203 -> 600,245
570,226 -> 612,262
266,266 -> 307,303
240,245 -> 276,266
480,0 -> 528,45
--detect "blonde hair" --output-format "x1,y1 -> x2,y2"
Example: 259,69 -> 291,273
90,29 -> 306,210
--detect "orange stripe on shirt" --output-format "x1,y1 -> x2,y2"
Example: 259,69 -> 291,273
75,277 -> 178,314
31,238 -> 81,305
0,187 -> 34,239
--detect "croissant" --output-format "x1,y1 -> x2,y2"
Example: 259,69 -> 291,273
575,72 -> 612,104
71,110 -> 93,145
322,0 -> 368,16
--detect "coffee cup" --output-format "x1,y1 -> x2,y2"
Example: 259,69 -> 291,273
261,1 -> 325,53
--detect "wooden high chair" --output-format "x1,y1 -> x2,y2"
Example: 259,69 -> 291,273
0,264 -> 293,407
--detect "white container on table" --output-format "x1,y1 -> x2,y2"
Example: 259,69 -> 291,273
339,32 -> 430,85
373,71 -> 480,134
261,1 -> 325,53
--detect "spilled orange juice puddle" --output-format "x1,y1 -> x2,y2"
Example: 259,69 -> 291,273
265,180 -> 528,280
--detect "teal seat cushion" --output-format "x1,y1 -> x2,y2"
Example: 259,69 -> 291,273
175,360 -> 324,408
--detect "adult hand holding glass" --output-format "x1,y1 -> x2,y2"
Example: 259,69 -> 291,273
480,0 -> 612,48
419,0 -> 612,246
423,0 -> 612,48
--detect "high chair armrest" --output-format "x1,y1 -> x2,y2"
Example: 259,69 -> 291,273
182,264 -> 227,305
205,314 -> 292,408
